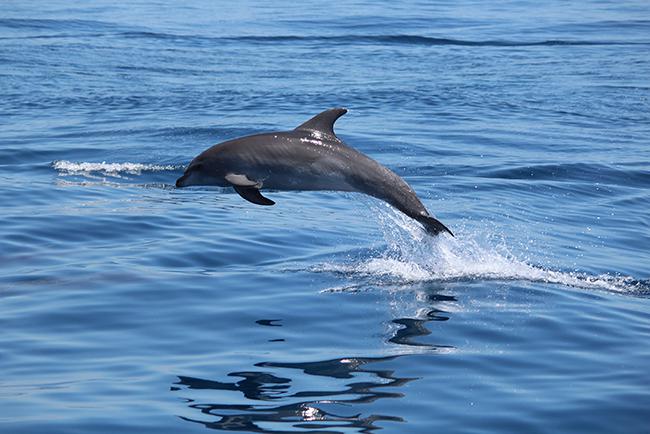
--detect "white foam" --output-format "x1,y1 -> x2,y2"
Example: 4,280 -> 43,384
53,160 -> 180,177
317,205 -> 645,294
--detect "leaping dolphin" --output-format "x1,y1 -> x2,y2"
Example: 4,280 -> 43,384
176,108 -> 453,236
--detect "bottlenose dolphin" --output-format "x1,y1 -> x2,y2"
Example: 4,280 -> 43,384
176,108 -> 452,236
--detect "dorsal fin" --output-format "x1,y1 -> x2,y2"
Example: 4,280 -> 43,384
295,108 -> 347,137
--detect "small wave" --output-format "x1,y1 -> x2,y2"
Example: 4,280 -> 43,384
315,206 -> 647,295
5,26 -> 646,47
479,163 -> 650,187
52,160 -> 182,177
0,18 -> 125,34
111,32 -> 650,47
248,35 -> 649,47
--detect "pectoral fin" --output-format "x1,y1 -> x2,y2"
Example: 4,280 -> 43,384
232,185 -> 275,206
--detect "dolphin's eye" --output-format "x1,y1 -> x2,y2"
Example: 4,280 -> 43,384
192,163 -> 203,171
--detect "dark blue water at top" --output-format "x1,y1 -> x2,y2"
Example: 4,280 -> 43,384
1,1 -> 649,433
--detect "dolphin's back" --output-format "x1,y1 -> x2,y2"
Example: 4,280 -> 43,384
250,131 -> 451,236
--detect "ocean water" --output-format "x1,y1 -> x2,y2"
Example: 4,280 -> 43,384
1,1 -> 649,433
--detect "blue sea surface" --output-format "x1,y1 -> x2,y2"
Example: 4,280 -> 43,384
1,1 -> 649,433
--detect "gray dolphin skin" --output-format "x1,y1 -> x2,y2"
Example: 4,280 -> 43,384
176,108 -> 453,236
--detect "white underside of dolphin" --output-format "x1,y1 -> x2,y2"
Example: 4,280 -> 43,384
176,108 -> 452,236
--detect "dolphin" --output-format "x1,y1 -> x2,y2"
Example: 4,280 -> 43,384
176,108 -> 452,236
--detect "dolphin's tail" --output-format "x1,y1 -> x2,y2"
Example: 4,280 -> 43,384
416,214 -> 454,237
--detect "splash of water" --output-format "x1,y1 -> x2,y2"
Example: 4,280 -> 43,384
52,160 -> 181,177
318,205 -> 647,295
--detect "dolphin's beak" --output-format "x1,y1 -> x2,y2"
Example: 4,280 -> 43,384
175,174 -> 187,188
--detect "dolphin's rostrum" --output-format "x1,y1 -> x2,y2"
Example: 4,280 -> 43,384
176,108 -> 452,236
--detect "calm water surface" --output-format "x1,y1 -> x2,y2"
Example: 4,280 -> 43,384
1,1 -> 649,433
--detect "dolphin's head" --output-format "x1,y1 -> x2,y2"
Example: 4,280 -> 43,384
176,155 -> 224,188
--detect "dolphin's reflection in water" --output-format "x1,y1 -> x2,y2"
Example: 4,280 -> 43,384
176,356 -> 408,433
174,292 -> 456,433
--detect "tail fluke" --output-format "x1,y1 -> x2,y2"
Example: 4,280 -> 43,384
417,215 -> 454,237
